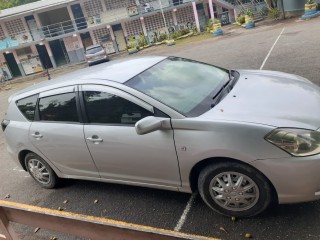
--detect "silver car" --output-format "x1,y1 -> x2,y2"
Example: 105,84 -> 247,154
85,44 -> 109,66
2,56 -> 320,217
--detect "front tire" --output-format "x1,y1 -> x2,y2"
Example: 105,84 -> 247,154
198,162 -> 273,217
25,153 -> 59,189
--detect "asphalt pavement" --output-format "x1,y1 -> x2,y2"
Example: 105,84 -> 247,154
1,17 -> 320,240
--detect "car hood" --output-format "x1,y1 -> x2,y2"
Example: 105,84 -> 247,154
200,70 -> 320,130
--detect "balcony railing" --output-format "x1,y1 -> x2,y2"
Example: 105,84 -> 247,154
0,0 -> 199,50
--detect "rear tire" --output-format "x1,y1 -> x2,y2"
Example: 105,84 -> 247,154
25,153 -> 59,189
198,162 -> 273,217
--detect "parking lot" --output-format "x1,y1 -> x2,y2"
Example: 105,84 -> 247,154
1,17 -> 320,240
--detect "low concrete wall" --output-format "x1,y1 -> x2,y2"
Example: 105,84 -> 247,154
278,0 -> 305,17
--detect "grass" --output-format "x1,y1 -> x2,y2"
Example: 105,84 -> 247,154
175,32 -> 212,45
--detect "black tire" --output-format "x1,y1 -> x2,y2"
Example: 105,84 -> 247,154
25,153 -> 59,189
198,162 -> 273,218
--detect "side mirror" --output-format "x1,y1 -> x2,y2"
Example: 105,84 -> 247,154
135,116 -> 170,135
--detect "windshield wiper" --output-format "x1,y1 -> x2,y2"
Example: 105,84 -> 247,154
211,70 -> 237,108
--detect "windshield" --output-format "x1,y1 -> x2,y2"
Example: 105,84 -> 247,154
86,46 -> 103,54
125,57 -> 229,117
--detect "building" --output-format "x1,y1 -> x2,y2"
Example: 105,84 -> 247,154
0,0 -> 262,80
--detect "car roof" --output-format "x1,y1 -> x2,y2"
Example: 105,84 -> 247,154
10,56 -> 167,101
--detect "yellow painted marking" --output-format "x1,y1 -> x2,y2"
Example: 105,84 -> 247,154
0,200 -> 220,240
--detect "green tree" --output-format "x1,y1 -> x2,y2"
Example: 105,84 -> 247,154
0,0 -> 40,10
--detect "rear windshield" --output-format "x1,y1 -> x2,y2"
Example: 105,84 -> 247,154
86,46 -> 103,54
16,94 -> 38,121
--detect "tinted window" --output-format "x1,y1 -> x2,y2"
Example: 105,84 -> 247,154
125,57 -> 229,117
16,94 -> 38,121
86,46 -> 103,54
84,91 -> 153,124
39,93 -> 78,122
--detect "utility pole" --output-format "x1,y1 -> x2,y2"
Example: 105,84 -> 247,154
158,0 -> 169,37
280,0 -> 285,19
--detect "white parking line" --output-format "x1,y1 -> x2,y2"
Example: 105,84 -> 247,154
260,27 -> 285,70
174,193 -> 197,232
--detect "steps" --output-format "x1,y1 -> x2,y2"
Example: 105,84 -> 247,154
216,0 -> 265,22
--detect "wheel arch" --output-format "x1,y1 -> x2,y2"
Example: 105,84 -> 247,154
189,157 -> 279,203
18,149 -> 32,171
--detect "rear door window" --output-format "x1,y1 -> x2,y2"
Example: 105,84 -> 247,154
39,92 -> 79,122
16,94 -> 38,121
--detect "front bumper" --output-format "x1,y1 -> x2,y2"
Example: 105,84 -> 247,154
251,155 -> 320,204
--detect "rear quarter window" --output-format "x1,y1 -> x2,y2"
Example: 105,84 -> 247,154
16,94 -> 38,121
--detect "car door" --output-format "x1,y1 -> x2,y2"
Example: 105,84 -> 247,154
29,86 -> 100,178
81,85 -> 181,188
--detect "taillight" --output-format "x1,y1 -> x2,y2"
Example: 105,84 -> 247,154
86,56 -> 93,60
1,119 -> 10,132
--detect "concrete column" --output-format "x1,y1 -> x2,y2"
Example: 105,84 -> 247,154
107,26 -> 119,53
44,41 -> 57,68
192,2 -> 201,32
12,50 -> 26,76
76,34 -> 84,49
33,13 -> 42,28
203,0 -> 209,18
67,5 -> 75,20
233,8 -> 238,20
140,17 -> 148,37
208,0 -> 215,19
30,44 -> 38,54
108,26 -> 115,41
217,5 -> 223,15
172,10 -> 178,26
100,0 -> 107,12
121,22 -> 128,37
89,30 -> 97,44
76,34 -> 85,60
0,53 -> 5,63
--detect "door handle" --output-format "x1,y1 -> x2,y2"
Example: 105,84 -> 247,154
31,132 -> 43,139
86,135 -> 103,144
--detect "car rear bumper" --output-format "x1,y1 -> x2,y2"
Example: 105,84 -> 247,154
87,56 -> 109,64
251,155 -> 320,204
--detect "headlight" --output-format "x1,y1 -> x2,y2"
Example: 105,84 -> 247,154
265,128 -> 320,157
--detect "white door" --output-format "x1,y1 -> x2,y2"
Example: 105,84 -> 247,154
81,85 -> 181,188
29,86 -> 100,178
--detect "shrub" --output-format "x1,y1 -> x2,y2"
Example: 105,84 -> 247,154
237,15 -> 245,24
245,8 -> 254,17
180,29 -> 190,35
307,0 -> 315,4
170,31 -> 182,39
207,18 -> 221,29
158,33 -> 167,42
268,8 -> 281,19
